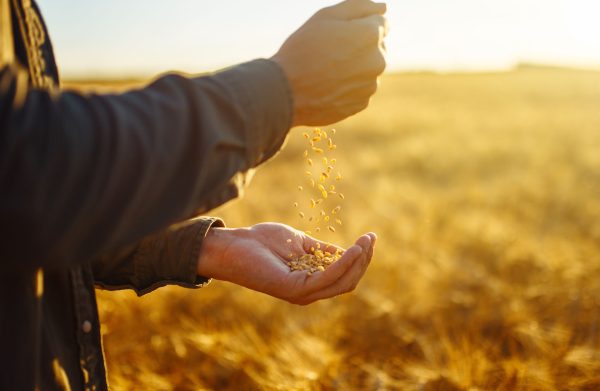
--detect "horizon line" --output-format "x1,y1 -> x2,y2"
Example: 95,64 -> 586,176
61,62 -> 600,83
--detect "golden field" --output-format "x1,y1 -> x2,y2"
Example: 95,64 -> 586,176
72,66 -> 600,390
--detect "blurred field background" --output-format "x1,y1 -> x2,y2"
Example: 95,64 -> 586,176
69,66 -> 600,390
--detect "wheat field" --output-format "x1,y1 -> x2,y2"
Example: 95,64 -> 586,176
71,66 -> 600,390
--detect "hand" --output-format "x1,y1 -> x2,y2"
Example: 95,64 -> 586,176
197,223 -> 376,305
271,0 -> 388,126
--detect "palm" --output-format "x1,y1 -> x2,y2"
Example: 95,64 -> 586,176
211,223 -> 376,305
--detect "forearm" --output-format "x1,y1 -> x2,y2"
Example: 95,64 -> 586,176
93,217 -> 224,296
0,60 -> 292,271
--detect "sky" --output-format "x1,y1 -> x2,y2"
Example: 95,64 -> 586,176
36,0 -> 600,78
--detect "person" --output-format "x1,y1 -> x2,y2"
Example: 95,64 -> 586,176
0,0 -> 386,389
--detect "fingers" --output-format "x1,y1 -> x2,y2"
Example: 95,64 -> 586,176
347,15 -> 388,75
328,79 -> 380,118
316,0 -> 387,21
366,232 -> 377,260
300,238 -> 372,304
351,14 -> 389,44
296,234 -> 375,305
303,243 -> 362,293
350,46 -> 386,78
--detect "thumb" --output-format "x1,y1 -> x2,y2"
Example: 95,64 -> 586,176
315,0 -> 387,21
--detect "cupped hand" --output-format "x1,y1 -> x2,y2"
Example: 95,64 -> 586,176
197,223 -> 376,305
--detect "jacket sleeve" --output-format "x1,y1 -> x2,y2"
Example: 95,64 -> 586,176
0,59 -> 293,272
92,217 -> 224,296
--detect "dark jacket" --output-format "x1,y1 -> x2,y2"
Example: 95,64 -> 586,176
0,1 -> 293,389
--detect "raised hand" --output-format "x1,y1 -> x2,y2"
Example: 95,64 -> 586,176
271,0 -> 388,126
196,223 -> 376,305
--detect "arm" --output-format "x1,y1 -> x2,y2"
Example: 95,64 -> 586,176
1,0 -> 387,275
93,219 -> 377,303
0,59 -> 292,271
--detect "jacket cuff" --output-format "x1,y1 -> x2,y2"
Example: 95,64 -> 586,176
133,217 -> 225,296
208,58 -> 293,167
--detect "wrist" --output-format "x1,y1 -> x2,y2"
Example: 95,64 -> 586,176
270,54 -> 299,126
197,227 -> 229,278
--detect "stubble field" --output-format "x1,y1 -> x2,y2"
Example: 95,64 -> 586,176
71,66 -> 600,390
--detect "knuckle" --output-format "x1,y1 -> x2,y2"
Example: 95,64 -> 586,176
368,80 -> 379,96
382,16 -> 389,34
372,53 -> 386,75
334,100 -> 350,117
314,6 -> 333,18
366,23 -> 381,44
375,14 -> 387,27
359,98 -> 371,111
354,23 -> 377,44
368,16 -> 386,36
347,100 -> 368,117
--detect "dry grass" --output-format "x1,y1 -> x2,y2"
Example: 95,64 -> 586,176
73,67 -> 600,390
